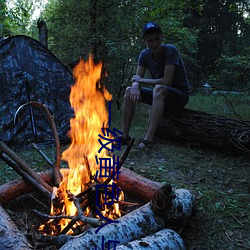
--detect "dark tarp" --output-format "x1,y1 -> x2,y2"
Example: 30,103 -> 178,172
0,35 -> 75,145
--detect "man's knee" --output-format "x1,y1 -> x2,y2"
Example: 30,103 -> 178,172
153,84 -> 167,98
124,87 -> 132,99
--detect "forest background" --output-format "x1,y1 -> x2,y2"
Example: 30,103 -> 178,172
1,0 -> 250,106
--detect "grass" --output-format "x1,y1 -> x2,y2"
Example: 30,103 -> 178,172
186,93 -> 250,120
0,94 -> 249,249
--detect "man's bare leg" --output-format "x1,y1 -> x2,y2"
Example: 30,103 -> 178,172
138,85 -> 166,147
122,87 -> 136,138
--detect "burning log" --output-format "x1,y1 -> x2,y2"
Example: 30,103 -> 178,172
0,204 -> 32,249
59,185 -> 195,249
0,166 -> 162,205
0,166 -> 161,205
116,228 -> 186,250
155,108 -> 250,154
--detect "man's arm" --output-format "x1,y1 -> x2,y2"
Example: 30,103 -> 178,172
132,64 -> 176,87
129,66 -> 146,102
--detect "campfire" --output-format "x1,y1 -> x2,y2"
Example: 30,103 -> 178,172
0,55 -> 196,249
38,55 -> 125,236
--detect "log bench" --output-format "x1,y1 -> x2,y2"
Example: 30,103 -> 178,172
155,108 -> 250,154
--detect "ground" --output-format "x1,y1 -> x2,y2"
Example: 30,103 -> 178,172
0,97 -> 249,249
120,141 -> 249,250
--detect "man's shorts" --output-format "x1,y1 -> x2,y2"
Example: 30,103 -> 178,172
140,87 -> 189,112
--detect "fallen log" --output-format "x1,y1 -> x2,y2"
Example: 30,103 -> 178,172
151,186 -> 196,231
116,228 -> 185,250
0,171 -> 53,204
0,204 -> 32,249
117,166 -> 162,203
0,152 -> 52,200
155,108 -> 250,154
59,186 -> 195,249
0,167 -> 160,205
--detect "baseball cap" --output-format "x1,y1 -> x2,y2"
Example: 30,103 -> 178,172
142,22 -> 162,38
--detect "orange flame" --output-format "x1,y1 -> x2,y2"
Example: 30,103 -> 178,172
46,55 -> 121,234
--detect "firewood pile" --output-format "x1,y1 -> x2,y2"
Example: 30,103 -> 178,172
0,140 -> 196,250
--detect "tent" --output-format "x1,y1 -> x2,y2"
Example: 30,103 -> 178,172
0,35 -> 75,145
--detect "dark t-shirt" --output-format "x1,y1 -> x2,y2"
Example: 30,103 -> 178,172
138,44 -> 191,91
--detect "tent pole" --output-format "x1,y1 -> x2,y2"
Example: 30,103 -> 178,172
25,78 -> 37,142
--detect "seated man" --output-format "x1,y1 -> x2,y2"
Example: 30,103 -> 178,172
121,21 -> 191,148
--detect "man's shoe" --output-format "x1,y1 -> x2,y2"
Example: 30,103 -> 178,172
136,139 -> 155,149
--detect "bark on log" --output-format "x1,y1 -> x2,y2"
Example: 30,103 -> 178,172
0,152 -> 52,199
155,108 -> 250,154
59,187 -> 195,250
59,202 -> 166,250
0,141 -> 53,193
116,228 -> 185,250
117,166 -> 162,203
0,204 -> 32,249
0,171 -> 53,205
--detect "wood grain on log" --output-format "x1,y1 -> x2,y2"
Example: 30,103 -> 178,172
156,108 -> 250,154
117,166 -> 162,203
0,204 -> 32,249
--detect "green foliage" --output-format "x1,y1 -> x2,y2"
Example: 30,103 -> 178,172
2,0 -> 250,99
41,0 -> 198,107
186,0 -> 250,88
208,55 -> 250,89
0,0 -> 12,36
5,0 -> 35,35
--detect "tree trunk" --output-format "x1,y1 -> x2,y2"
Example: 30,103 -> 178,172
37,19 -> 48,47
155,108 -> 250,154
0,204 -> 32,249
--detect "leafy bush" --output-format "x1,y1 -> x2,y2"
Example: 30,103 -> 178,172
208,55 -> 250,90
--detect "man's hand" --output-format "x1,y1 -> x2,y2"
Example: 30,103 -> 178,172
131,74 -> 142,83
130,82 -> 141,102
